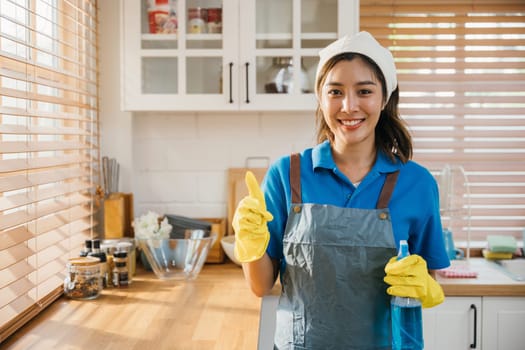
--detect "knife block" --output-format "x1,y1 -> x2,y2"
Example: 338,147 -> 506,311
104,192 -> 134,239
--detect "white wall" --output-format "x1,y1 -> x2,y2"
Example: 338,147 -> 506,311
99,2 -> 316,220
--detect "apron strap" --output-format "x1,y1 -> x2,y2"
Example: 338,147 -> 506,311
290,153 -> 302,203
290,152 -> 399,209
376,171 -> 400,209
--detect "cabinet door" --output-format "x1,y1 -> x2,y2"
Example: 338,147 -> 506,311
423,297 -> 482,350
122,0 -> 239,111
122,0 -> 359,111
238,0 -> 358,111
482,297 -> 525,350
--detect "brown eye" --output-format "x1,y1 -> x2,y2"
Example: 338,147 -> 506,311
328,89 -> 343,96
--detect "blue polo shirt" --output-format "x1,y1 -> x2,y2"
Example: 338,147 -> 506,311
262,140 -> 450,270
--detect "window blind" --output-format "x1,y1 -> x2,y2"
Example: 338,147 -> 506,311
360,0 -> 525,242
0,0 -> 99,341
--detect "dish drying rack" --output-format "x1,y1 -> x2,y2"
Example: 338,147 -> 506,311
438,164 -> 472,260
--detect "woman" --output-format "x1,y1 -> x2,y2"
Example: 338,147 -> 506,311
233,31 -> 450,349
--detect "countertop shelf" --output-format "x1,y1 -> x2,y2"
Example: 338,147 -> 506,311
3,262 -> 260,350
437,258 -> 525,296
3,258 -> 524,349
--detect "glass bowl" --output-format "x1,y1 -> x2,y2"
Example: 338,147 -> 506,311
136,233 -> 216,280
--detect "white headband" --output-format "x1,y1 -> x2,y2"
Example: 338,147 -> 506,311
315,31 -> 397,100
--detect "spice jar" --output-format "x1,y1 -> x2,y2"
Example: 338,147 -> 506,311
64,257 -> 102,300
88,239 -> 108,288
116,240 -> 136,280
113,251 -> 129,288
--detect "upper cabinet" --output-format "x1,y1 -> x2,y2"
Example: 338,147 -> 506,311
121,0 -> 358,111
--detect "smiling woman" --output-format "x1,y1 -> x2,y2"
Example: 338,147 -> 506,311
0,0 -> 99,342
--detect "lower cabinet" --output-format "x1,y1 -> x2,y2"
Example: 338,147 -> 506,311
423,296 -> 525,350
482,297 -> 525,350
259,295 -> 525,349
423,297 -> 481,349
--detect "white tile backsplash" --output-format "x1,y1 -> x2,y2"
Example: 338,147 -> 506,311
131,111 -> 316,219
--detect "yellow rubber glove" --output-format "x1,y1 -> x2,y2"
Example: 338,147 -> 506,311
232,171 -> 273,263
384,254 -> 445,308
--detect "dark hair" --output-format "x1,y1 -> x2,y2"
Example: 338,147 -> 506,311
314,52 -> 413,163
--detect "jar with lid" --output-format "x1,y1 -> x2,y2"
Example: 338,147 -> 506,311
116,240 -> 136,280
264,57 -> 310,94
88,239 -> 108,288
113,251 -> 129,288
101,241 -> 117,287
64,256 -> 102,300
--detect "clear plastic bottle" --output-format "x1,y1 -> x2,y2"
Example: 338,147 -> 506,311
391,240 -> 424,350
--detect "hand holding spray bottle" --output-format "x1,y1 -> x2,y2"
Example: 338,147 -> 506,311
391,240 -> 424,350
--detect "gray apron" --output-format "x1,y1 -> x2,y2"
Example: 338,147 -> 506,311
274,153 -> 399,350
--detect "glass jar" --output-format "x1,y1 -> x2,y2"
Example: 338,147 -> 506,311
63,256 -> 102,300
264,57 -> 310,94
103,238 -> 136,279
112,251 -> 129,288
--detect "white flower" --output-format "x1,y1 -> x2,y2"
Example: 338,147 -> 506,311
134,211 -> 172,239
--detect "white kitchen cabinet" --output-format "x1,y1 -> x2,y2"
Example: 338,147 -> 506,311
120,0 -> 358,111
482,297 -> 525,350
423,297 -> 482,350
423,296 -> 525,350
259,295 -> 525,349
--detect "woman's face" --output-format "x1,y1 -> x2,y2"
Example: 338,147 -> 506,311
319,57 -> 384,152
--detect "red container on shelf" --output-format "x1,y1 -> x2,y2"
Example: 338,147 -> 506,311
207,8 -> 222,33
148,0 -> 177,34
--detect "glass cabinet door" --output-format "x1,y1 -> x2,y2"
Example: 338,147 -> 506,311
121,0 -> 357,111
141,0 -> 227,101
240,0 -> 352,111
122,0 -> 234,110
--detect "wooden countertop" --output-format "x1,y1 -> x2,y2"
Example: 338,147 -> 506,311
437,258 -> 525,296
3,258 -> 524,349
3,262 -> 261,350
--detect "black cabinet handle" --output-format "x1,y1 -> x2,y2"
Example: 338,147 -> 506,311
470,304 -> 477,349
228,62 -> 233,103
245,62 -> 250,103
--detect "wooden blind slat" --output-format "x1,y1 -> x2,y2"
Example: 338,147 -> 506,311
0,180 -> 92,212
0,193 -> 92,232
0,141 -> 91,153
0,154 -> 91,174
1,0 -> 98,339
0,106 -> 94,122
0,123 -> 89,136
0,168 -> 87,193
0,226 -> 33,251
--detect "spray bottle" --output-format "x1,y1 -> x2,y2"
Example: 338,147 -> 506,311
391,240 -> 424,350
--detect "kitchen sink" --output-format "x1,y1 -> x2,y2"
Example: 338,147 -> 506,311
492,259 -> 525,281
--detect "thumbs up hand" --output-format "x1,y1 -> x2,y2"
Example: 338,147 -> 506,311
233,171 -> 273,263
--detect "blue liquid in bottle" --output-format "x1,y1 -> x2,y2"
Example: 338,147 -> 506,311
391,240 -> 424,350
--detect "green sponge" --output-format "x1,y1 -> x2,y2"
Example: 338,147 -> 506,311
487,235 -> 517,253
